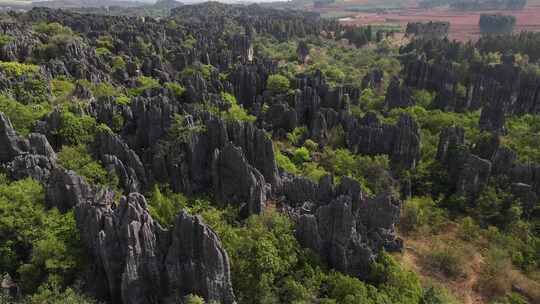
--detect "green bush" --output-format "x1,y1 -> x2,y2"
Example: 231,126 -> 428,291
128,76 -> 160,96
165,82 -> 186,98
15,78 -> 50,105
302,162 -> 329,182
184,294 -> 205,304
33,22 -> 73,36
0,34 -> 14,47
275,149 -> 299,174
57,110 -> 97,146
220,93 -> 256,123
147,185 -> 188,227
0,176 -> 83,294
400,196 -> 447,234
370,252 -> 423,304
413,89 -> 435,108
320,148 -> 395,196
180,62 -> 215,80
0,61 -> 40,77
424,243 -> 467,279
96,35 -> 114,50
503,114 -> 540,163
266,74 -> 290,94
0,95 -> 50,136
287,127 -> 307,145
27,281 -> 97,304
57,145 -> 117,188
323,271 -> 385,304
292,146 -> 311,166
51,78 -> 75,100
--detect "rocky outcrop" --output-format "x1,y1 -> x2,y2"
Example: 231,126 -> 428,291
385,77 -> 414,110
436,126 -> 465,164
212,143 -> 267,216
456,154 -> 492,200
405,21 -> 450,38
46,167 -> 95,212
361,69 -> 384,91
94,128 -> 147,193
265,103 -> 298,133
76,192 -> 236,304
0,112 -> 28,163
1,115 -> 57,183
345,112 -> 421,170
293,177 -> 402,279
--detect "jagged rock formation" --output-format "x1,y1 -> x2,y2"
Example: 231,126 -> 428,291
406,21 -> 450,38
0,112 -> 28,163
361,69 -> 384,91
94,128 -> 147,193
212,143 -> 267,216
291,176 -> 402,279
0,113 -> 59,183
402,52 -> 540,118
345,112 -> 421,170
46,167 -> 95,212
385,76 -> 415,110
76,192 -> 236,304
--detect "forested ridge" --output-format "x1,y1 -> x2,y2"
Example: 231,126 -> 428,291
0,3 -> 538,304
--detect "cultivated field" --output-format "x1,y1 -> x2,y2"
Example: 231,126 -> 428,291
312,0 -> 540,41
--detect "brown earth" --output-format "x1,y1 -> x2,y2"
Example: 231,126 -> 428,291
394,223 -> 540,304
338,5 -> 540,41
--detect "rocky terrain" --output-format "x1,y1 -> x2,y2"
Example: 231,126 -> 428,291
0,3 -> 538,304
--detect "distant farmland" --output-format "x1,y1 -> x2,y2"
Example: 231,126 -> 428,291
311,0 -> 540,41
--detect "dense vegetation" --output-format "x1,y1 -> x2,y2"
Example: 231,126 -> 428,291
0,3 -> 538,304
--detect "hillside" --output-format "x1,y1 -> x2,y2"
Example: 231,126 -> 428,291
0,3 -> 538,304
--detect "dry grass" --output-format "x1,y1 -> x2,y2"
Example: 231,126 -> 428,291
395,221 -> 540,304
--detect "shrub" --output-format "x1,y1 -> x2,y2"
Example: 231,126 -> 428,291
219,93 -> 256,123
0,61 -> 39,77
112,56 -> 126,70
180,62 -> 215,80
320,148 -> 395,196
275,149 -> 298,174
165,114 -> 207,144
57,145 -> 117,188
370,252 -> 423,304
51,78 -> 75,100
303,139 -> 319,151
57,110 -> 97,146
424,243 -> 467,279
266,74 -> 290,94
33,22 -> 73,36
184,294 -> 205,304
302,162 -> 329,182
413,89 -> 435,108
287,127 -> 308,145
0,177 -> 83,294
27,281 -> 97,304
0,95 -> 50,136
128,76 -> 160,96
459,216 -> 481,241
292,146 -> 311,166
147,185 -> 188,227
96,35 -> 113,50
12,78 -> 50,105
477,248 -> 513,298
88,82 -> 124,99
95,47 -> 111,57
400,196 -> 447,234
165,82 -> 186,98
0,34 -> 13,47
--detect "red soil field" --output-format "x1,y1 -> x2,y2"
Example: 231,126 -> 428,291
337,5 -> 540,41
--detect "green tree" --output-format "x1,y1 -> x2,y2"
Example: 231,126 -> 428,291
266,74 -> 290,94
